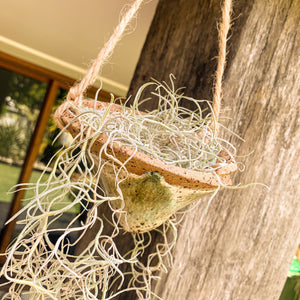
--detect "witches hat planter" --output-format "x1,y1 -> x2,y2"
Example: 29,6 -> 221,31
54,98 -> 237,233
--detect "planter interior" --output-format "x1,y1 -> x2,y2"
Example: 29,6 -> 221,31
54,99 -> 237,232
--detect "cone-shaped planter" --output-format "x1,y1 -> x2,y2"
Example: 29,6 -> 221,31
54,99 -> 237,233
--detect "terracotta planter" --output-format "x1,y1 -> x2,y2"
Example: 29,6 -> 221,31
54,99 -> 237,233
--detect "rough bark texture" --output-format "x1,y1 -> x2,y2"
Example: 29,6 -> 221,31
128,0 -> 300,299
128,0 -> 253,111
77,0 -> 300,299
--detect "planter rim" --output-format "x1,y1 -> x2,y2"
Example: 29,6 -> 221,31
54,99 -> 237,190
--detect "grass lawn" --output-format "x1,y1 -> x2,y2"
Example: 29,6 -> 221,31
0,162 -> 79,213
0,162 -> 49,203
0,162 -> 19,202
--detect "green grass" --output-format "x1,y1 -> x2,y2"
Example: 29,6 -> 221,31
0,162 -> 79,213
0,162 -> 18,202
0,162 -> 48,203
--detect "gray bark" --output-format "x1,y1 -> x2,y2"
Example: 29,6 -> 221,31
77,0 -> 300,299
128,0 -> 300,299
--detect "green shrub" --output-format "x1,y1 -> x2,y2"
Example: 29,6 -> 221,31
0,120 -> 28,160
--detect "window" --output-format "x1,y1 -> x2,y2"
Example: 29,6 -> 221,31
0,51 -> 110,258
0,67 -> 48,202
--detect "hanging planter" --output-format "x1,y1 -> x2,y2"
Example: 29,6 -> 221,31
54,80 -> 237,234
0,0 -> 239,299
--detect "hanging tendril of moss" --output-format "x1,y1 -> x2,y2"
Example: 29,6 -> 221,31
0,76 -> 240,299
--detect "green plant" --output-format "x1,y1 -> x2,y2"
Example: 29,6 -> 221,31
0,120 -> 28,160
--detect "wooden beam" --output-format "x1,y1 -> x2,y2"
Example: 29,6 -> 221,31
0,51 -> 112,101
0,80 -> 59,264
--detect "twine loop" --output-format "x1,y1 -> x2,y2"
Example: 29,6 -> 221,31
67,0 -> 232,133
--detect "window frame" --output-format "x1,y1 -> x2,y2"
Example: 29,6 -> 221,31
0,51 -> 111,261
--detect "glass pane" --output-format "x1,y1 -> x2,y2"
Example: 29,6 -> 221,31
26,88 -> 80,213
37,87 -> 68,168
23,88 -> 68,204
0,67 -> 47,203
24,88 -> 81,247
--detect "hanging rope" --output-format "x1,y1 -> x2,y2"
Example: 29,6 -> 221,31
212,0 -> 232,132
67,0 -> 232,133
67,0 -> 145,103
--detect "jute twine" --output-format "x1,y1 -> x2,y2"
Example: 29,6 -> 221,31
212,0 -> 232,133
67,0 -> 232,132
67,0 -> 145,103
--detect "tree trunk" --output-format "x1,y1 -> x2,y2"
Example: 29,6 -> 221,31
127,0 -> 300,299
76,0 -> 300,299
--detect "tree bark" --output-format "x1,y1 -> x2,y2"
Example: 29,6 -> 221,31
76,0 -> 300,299
127,0 -> 300,299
